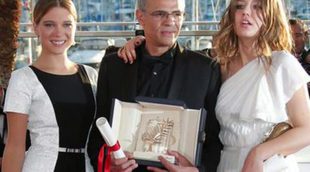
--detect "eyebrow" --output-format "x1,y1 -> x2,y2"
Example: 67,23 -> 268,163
151,10 -> 183,12
42,20 -> 55,23
42,20 -> 73,23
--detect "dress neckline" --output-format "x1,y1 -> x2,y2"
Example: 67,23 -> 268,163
222,57 -> 259,87
29,65 -> 79,77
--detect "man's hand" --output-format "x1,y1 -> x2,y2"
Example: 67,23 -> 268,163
147,150 -> 198,172
110,151 -> 138,172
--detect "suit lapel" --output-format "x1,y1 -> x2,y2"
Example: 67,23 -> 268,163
168,44 -> 186,100
119,47 -> 145,100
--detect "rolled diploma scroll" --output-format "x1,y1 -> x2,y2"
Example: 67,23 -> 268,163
96,117 -> 126,159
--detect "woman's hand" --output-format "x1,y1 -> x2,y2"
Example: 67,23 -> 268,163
147,150 -> 198,172
241,146 -> 264,172
118,36 -> 145,64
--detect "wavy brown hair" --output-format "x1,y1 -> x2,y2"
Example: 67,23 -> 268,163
213,0 -> 292,67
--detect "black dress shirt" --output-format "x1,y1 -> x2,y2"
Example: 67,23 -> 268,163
137,44 -> 176,98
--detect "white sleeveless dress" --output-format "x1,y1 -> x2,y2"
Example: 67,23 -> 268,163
216,51 -> 310,172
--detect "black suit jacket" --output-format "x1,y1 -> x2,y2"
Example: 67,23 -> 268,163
88,43 -> 222,172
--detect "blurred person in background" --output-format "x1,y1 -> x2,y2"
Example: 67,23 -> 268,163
289,19 -> 310,97
289,19 -> 309,63
289,19 -> 310,72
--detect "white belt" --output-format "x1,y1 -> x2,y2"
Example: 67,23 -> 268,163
58,147 -> 85,153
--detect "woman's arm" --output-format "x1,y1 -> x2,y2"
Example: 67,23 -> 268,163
242,85 -> 310,172
2,112 -> 28,172
117,36 -> 145,64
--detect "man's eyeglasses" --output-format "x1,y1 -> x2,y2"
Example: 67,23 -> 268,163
144,10 -> 185,21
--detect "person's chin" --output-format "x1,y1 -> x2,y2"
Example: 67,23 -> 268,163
160,39 -> 176,46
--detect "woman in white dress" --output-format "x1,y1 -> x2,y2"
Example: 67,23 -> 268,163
213,0 -> 310,171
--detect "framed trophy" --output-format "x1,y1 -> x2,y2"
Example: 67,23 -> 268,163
110,97 -> 207,167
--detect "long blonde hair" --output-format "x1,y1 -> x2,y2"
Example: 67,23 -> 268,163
213,0 -> 292,66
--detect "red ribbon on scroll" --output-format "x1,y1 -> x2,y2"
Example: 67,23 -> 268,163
98,141 -> 121,172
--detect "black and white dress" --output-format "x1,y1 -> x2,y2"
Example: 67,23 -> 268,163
4,65 -> 97,172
